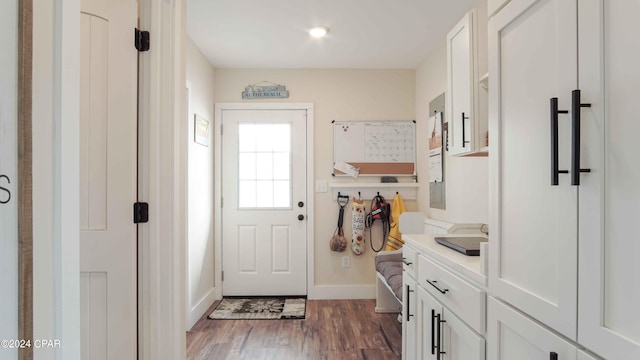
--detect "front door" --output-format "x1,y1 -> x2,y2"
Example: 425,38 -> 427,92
79,0 -> 138,358
221,108 -> 308,296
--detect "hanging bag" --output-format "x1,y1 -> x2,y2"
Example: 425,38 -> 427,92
351,196 -> 366,255
330,194 -> 349,252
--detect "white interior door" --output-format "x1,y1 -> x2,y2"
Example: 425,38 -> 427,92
222,108 -> 308,296
488,0 -> 579,340
79,0 -> 138,358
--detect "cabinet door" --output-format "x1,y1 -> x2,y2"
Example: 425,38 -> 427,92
447,10 -> 477,156
488,0 -> 579,340
403,275 -> 418,360
487,297 -> 578,359
444,308 -> 485,360
578,1 -> 640,358
417,286 -> 442,360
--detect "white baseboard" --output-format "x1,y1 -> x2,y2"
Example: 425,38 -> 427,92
308,285 -> 376,300
187,287 -> 218,330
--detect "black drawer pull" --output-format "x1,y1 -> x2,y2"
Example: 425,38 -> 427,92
570,89 -> 591,186
426,279 -> 449,294
402,257 -> 413,266
436,313 -> 447,360
550,97 -> 569,185
406,285 -> 414,321
431,309 -> 436,355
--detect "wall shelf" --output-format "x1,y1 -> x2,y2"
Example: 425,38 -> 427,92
329,182 -> 418,200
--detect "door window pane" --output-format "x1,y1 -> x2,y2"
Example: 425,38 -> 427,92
238,123 -> 292,209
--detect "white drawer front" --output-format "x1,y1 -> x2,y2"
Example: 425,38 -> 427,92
418,254 -> 485,334
402,246 -> 418,278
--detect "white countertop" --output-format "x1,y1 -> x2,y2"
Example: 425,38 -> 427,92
403,233 -> 488,287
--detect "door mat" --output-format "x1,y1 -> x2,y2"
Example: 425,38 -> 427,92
208,297 -> 306,320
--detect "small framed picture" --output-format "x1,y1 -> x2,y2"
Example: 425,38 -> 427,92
194,114 -> 209,147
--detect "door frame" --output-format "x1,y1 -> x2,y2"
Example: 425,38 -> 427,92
214,102 -> 315,298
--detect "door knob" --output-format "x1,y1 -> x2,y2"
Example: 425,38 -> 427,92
298,214 -> 305,221
298,201 -> 304,208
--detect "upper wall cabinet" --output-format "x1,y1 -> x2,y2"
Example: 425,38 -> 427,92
446,10 -> 488,157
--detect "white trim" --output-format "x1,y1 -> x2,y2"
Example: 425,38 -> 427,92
32,0 -> 82,357
309,285 -> 376,300
214,102 -> 315,298
138,0 -> 186,359
187,288 -> 217,330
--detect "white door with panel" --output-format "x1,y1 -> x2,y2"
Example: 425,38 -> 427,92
222,109 -> 308,296
578,1 -> 640,358
79,0 -> 138,358
488,0 -> 579,340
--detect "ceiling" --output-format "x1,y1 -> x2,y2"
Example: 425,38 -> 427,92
186,0 -> 476,69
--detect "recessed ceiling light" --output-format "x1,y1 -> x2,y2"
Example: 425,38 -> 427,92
309,26 -> 329,38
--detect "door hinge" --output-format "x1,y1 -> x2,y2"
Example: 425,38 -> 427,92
133,202 -> 149,223
134,28 -> 150,52
221,271 -> 224,281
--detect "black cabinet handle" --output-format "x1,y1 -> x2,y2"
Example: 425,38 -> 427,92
550,98 -> 569,185
570,89 -> 591,186
426,279 -> 449,294
402,257 -> 413,266
436,313 -> 447,360
461,112 -> 470,148
406,285 -> 414,321
431,309 -> 436,355
550,351 -> 558,360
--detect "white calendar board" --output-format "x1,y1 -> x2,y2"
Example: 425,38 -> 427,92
333,121 -> 416,175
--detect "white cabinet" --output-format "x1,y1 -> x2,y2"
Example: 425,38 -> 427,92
443,303 -> 485,360
403,274 -> 418,360
446,10 -> 488,156
403,244 -> 419,360
403,235 -> 486,360
488,0 -> 578,340
488,297 -> 578,359
577,1 -> 640,358
417,286 -> 441,360
489,0 -> 640,358
417,283 -> 485,360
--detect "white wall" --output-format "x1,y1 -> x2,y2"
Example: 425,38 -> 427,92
186,36 -> 216,329
416,3 -> 489,224
0,1 -> 19,357
214,69 -> 416,297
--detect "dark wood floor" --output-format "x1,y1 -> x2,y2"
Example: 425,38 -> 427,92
186,299 -> 402,360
